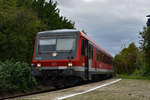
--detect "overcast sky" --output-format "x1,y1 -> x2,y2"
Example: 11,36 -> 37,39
53,0 -> 150,56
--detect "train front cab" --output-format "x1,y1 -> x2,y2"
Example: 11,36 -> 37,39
31,30 -> 90,82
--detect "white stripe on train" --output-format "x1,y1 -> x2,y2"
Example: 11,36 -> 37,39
36,66 -> 114,73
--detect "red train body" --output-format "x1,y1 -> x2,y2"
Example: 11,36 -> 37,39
32,29 -> 114,81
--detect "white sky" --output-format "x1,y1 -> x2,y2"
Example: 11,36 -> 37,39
53,0 -> 150,56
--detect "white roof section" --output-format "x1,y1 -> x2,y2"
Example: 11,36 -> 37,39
38,29 -> 79,34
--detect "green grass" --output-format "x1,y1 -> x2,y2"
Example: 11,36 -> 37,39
116,74 -> 150,80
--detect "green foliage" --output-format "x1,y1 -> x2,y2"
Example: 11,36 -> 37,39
32,0 -> 74,29
135,52 -> 150,76
0,60 -> 37,92
139,26 -> 150,74
114,43 -> 138,74
0,7 -> 47,63
0,0 -> 74,63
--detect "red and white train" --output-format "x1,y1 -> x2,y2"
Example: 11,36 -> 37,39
32,29 -> 114,85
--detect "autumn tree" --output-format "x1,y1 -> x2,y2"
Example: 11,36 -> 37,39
114,43 -> 138,74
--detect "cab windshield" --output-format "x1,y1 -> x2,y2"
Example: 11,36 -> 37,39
39,38 -> 75,53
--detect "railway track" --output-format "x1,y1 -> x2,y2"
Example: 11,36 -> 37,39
2,78 -> 117,100
0,85 -> 55,100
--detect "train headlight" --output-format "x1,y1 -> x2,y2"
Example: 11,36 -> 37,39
37,63 -> 41,67
68,62 -> 72,67
52,52 -> 57,57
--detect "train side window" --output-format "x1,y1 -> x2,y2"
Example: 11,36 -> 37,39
99,51 -> 100,61
81,39 -> 85,56
96,49 -> 101,61
88,44 -> 93,59
103,54 -> 105,63
90,45 -> 93,59
101,52 -> 103,62
100,51 -> 102,62
105,56 -> 107,63
96,49 -> 99,60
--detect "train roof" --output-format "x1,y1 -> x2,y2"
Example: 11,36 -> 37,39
38,29 -> 79,34
38,29 -> 113,58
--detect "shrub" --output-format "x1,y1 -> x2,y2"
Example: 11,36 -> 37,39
0,60 -> 37,92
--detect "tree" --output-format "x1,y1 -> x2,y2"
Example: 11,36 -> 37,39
139,26 -> 150,75
0,0 -> 74,63
139,27 -> 150,66
0,7 -> 48,63
32,0 -> 74,29
114,43 -> 138,74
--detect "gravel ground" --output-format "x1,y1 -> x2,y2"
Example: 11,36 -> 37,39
14,78 -> 117,100
64,79 -> 150,100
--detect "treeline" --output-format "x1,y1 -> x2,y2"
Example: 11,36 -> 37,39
0,0 -> 74,92
0,0 -> 74,63
114,26 -> 150,76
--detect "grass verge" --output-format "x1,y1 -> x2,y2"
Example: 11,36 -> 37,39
116,74 -> 150,80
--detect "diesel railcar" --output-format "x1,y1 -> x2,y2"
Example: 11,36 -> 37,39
32,29 -> 114,85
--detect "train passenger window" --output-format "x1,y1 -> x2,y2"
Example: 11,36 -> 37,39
101,53 -> 103,62
81,39 -> 85,56
109,58 -> 111,65
96,50 -> 100,61
106,56 -> 109,64
100,51 -> 102,61
104,55 -> 107,63
88,44 -> 93,59
102,54 -> 105,63
96,50 -> 99,60
99,51 -> 101,61
106,56 -> 108,63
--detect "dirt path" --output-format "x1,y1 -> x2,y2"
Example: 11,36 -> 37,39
13,78 -> 118,100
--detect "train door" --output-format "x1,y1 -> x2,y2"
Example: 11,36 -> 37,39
81,38 -> 89,80
81,38 -> 93,80
88,42 -> 93,80
85,39 -> 89,80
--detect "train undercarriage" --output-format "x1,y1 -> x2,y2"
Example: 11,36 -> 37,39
32,68 -> 113,88
32,68 -> 85,88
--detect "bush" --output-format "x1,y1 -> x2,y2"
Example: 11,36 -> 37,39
0,60 -> 37,92
140,63 -> 150,76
